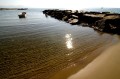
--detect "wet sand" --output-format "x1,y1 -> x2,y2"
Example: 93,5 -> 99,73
68,42 -> 120,79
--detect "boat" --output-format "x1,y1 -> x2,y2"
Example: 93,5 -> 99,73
18,12 -> 26,18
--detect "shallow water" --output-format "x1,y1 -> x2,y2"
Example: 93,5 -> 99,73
0,9 -> 120,79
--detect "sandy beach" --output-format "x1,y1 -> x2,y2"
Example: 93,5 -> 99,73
68,42 -> 120,79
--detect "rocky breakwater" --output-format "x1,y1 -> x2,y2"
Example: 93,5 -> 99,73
43,9 -> 120,34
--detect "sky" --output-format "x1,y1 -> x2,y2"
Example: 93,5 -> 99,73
0,0 -> 120,9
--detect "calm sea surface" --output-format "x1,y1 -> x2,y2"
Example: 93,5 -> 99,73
0,8 -> 120,79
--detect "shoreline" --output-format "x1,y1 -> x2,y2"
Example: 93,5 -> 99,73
0,8 -> 28,10
68,42 -> 120,79
49,41 -> 118,79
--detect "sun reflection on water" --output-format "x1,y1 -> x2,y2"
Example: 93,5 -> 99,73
65,34 -> 73,49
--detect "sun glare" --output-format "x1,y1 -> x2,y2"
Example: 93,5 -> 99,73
65,34 -> 73,49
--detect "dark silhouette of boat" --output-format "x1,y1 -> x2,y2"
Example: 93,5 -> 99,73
18,12 -> 26,18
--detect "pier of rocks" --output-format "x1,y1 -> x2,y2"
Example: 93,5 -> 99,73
43,9 -> 120,34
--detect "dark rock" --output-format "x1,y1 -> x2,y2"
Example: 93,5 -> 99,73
94,16 -> 120,34
102,12 -> 111,14
43,9 -> 120,34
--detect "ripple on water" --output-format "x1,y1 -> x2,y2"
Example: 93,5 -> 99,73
0,10 -> 120,79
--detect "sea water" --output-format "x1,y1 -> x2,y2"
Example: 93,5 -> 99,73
0,8 -> 120,79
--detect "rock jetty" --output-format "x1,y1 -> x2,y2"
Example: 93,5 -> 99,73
43,9 -> 120,34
